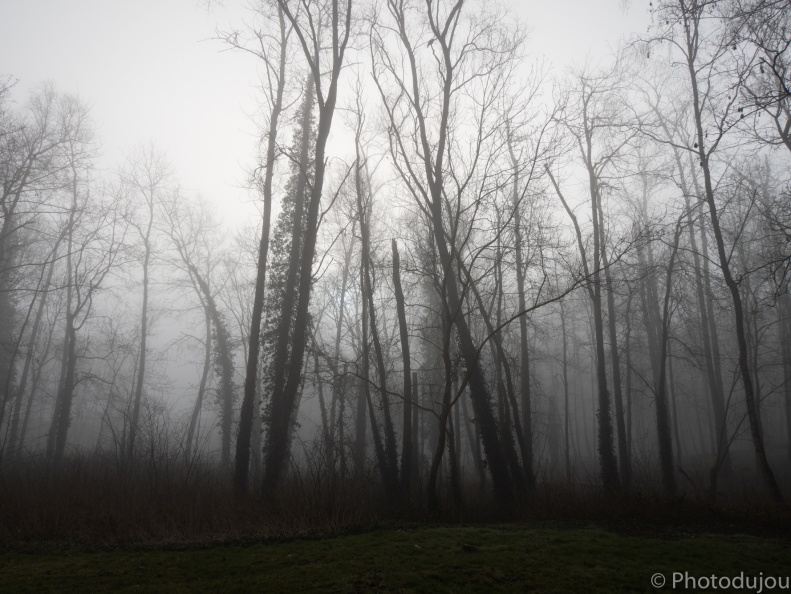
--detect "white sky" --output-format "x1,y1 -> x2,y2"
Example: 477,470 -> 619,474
0,0 -> 651,429
0,0 -> 651,227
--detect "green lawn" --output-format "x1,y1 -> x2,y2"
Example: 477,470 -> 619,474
1,526 -> 789,593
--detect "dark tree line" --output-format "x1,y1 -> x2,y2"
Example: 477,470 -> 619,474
1,0 -> 790,512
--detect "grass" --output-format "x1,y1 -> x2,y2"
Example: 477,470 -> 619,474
3,456 -> 790,591
2,525 -> 790,593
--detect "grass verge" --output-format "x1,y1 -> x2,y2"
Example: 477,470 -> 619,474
1,525 -> 789,593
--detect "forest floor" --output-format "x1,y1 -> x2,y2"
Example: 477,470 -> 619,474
1,524 -> 790,593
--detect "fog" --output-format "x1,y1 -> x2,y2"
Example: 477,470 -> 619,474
1,0 -> 790,522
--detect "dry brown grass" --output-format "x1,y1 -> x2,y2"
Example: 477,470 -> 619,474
1,452 -> 788,552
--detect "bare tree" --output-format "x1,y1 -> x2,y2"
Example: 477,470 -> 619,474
262,0 -> 353,494
0,85 -> 78,431
392,238 -> 413,497
370,0 -> 526,506
161,192 -> 236,467
646,0 -> 784,501
47,183 -> 128,464
352,89 -> 399,493
635,70 -> 734,490
220,0 -> 292,494
122,144 -> 170,459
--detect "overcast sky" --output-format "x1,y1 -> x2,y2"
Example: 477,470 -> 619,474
0,0 -> 651,226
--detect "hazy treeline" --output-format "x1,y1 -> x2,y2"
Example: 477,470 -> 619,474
1,0 -> 790,512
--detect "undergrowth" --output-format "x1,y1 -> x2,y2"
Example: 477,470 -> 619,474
0,452 -> 789,552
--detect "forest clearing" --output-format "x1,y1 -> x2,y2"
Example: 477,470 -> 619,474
1,0 -> 790,589
3,525 -> 791,593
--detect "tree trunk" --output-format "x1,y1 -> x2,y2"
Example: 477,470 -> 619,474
392,239 -> 413,498
547,165 -> 618,489
6,246 -> 58,456
654,219 -> 683,495
262,72 -> 315,492
372,0 -> 516,505
354,258 -> 370,477
189,265 -> 235,467
446,388 -> 463,508
460,384 -> 485,494
780,290 -> 791,465
48,318 -> 77,464
460,256 -> 526,495
233,7 -> 287,493
688,45 -> 783,501
624,292 -> 634,466
262,3 -> 351,490
356,139 -> 398,491
186,309 -> 211,462
411,371 -> 419,484
669,340 -> 682,469
427,318 -> 455,512
597,191 -> 629,488
46,190 -> 77,465
331,228 -> 354,478
129,202 -> 154,459
673,143 -> 731,476
560,299 -> 571,483
365,266 -> 400,491
412,179 -> 514,504
314,342 -> 331,453
699,207 -> 732,490
453,373 -> 461,487
20,302 -> 57,453
507,126 -> 536,492
338,363 -> 348,478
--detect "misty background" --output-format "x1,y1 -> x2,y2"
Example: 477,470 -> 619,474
0,0 -> 789,518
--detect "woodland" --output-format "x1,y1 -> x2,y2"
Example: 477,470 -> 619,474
1,0 -> 791,555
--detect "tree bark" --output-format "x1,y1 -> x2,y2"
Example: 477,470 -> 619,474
547,165 -> 618,490
560,298 -> 571,483
666,136 -> 731,476
46,177 -> 78,465
654,218 -> 683,496
355,131 -> 398,491
780,290 -> 791,465
186,308 -> 211,462
458,255 -> 526,494
262,0 -> 351,492
597,189 -> 629,488
685,23 -> 783,500
372,0 -> 516,506
510,166 -> 535,491
188,264 -> 235,467
129,177 -> 156,459
392,239 -> 413,498
355,256 -> 370,476
331,228 -> 354,478
234,6 -> 288,494
6,244 -> 59,456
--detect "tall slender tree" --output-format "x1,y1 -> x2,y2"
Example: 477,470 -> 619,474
262,0 -> 353,494
226,2 -> 291,494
